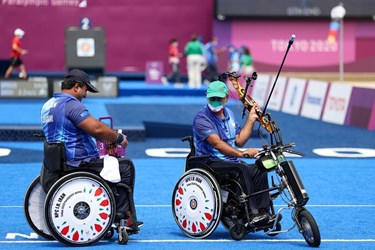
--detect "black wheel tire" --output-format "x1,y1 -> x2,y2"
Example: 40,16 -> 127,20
297,209 -> 321,247
104,228 -> 114,240
118,228 -> 128,245
229,224 -> 247,241
24,176 -> 55,240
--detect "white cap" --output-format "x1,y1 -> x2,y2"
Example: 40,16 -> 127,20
14,28 -> 25,37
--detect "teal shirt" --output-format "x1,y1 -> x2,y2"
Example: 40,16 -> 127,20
184,41 -> 203,55
240,54 -> 253,66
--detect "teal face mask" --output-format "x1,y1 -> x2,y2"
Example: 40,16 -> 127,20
208,101 -> 224,112
208,101 -> 223,108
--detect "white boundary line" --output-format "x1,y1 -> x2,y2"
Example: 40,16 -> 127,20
0,239 -> 375,244
2,204 -> 375,208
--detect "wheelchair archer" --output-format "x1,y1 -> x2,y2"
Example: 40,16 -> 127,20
24,117 -> 140,246
172,35 -> 321,247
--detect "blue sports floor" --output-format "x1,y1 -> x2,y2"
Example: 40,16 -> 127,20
0,88 -> 375,249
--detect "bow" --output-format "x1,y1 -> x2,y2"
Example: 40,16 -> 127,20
219,71 -> 273,134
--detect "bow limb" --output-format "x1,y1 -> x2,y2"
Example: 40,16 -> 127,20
227,75 -> 244,100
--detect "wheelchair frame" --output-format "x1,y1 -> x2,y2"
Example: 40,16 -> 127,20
172,112 -> 321,247
24,139 -> 139,246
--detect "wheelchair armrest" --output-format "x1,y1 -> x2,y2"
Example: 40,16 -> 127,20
181,136 -> 191,142
181,135 -> 196,156
188,155 -> 210,162
185,155 -> 212,171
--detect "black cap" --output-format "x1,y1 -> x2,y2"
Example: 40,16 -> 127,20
64,69 -> 99,93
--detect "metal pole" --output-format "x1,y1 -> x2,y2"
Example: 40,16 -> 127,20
339,18 -> 344,82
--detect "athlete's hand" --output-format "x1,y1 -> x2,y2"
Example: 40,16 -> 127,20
120,135 -> 128,148
248,103 -> 260,122
241,148 -> 258,158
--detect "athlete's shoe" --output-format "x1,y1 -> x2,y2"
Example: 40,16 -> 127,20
125,219 -> 144,231
250,213 -> 270,225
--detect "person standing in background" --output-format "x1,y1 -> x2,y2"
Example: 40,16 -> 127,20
204,37 -> 226,83
227,44 -> 240,72
4,28 -> 28,79
162,38 -> 182,85
184,34 -> 204,89
240,46 -> 255,76
197,35 -> 207,74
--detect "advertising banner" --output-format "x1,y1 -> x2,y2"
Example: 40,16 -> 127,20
322,83 -> 352,125
281,78 -> 307,115
0,78 -> 48,98
345,87 -> 375,129
369,100 -> 375,130
251,74 -> 271,108
53,76 -> 118,97
267,76 -> 287,111
300,80 -> 329,120
145,61 -> 163,84
231,21 -> 347,68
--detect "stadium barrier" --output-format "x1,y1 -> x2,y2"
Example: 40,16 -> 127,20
251,74 -> 375,131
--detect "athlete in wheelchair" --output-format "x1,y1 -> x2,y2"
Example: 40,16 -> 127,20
24,69 -> 141,246
172,77 -> 321,247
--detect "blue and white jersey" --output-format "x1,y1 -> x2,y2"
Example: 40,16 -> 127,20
193,105 -> 241,161
204,42 -> 217,65
41,92 -> 99,167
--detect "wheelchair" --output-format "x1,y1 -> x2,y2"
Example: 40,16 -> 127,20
172,117 -> 321,247
24,139 -> 139,246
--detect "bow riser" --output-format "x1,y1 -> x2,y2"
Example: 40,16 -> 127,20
228,74 -> 273,134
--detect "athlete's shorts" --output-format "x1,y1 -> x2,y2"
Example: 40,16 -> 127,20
10,57 -> 23,67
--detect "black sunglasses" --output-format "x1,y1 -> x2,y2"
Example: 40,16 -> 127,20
208,97 -> 225,101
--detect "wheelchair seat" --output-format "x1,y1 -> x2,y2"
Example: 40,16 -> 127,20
40,141 -> 67,193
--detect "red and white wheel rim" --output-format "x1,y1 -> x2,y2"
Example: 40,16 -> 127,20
47,177 -> 112,244
173,170 -> 221,238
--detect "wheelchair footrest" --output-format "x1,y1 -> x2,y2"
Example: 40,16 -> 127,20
114,218 -> 142,233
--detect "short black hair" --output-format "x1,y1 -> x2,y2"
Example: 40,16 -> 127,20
61,79 -> 85,91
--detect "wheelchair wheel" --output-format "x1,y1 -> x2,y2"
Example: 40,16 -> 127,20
172,168 -> 222,238
229,224 -> 247,240
103,227 -> 114,240
44,172 -> 116,246
297,209 -> 321,247
220,179 -> 246,232
118,227 -> 129,245
23,176 -> 54,240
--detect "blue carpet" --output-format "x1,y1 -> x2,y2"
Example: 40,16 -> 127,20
0,157 -> 374,249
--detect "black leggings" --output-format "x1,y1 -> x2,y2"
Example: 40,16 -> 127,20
208,160 -> 270,214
